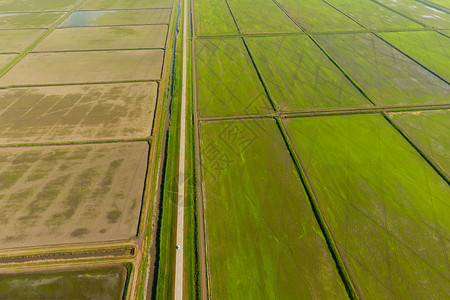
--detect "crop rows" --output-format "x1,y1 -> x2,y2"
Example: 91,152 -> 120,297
192,0 -> 449,298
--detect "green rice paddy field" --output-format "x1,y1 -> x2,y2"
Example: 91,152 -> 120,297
200,119 -> 347,298
193,0 -> 450,298
389,109 -> 450,176
284,114 -> 449,299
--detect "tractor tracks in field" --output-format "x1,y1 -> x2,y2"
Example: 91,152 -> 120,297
190,0 -> 450,298
196,0 -> 450,298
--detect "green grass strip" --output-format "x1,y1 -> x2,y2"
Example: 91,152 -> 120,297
123,263 -> 133,300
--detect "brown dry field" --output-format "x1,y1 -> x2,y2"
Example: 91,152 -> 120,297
0,142 -> 148,249
0,29 -> 44,53
0,82 -> 158,144
34,25 -> 168,51
0,49 -> 164,86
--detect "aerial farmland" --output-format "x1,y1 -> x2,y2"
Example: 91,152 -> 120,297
0,0 -> 174,298
189,0 -> 450,299
0,0 -> 449,299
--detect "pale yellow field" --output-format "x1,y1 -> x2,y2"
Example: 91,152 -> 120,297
60,9 -> 172,27
0,82 -> 158,144
0,29 -> 44,52
0,12 -> 63,29
81,0 -> 173,10
0,50 -> 164,86
0,54 -> 16,69
0,0 -> 78,12
0,142 -> 148,249
34,25 -> 168,51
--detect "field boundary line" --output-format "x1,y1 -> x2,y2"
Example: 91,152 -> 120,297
0,27 -> 49,30
374,34 -> 449,85
60,23 -> 170,29
198,101 -> 450,122
413,0 -> 450,13
0,137 -> 151,149
381,112 -> 450,184
223,0 -> 278,112
270,0 -> 376,108
0,7 -> 172,14
193,26 -> 441,39
0,0 -> 89,78
78,7 -> 174,12
0,241 -> 136,256
0,11 -> 70,14
30,47 -> 166,53
0,248 -> 134,266
322,0 -> 425,30
368,0 -> 429,27
317,1 -> 450,85
437,30 -> 449,38
276,117 -> 359,299
0,79 -> 160,89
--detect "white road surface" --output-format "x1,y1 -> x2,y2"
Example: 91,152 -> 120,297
174,0 -> 187,297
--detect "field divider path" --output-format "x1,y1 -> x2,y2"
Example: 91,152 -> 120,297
60,23 -> 171,29
413,0 -> 450,13
367,0 -> 429,27
224,0 -> 360,297
0,0 -> 89,78
275,117 -> 359,299
0,79 -> 160,90
270,0 -> 375,108
198,102 -> 450,122
30,47 -> 167,54
374,35 -> 450,85
194,27 -> 443,40
318,1 -> 450,85
174,0 -> 188,297
0,11 -> 70,14
78,8 -> 174,12
0,137 -> 151,149
223,0 -> 278,112
276,0 -> 450,184
321,0 -> 425,29
381,112 -> 450,184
